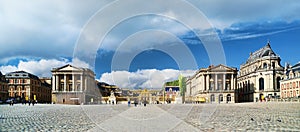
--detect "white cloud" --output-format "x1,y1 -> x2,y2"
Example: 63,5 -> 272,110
0,58 -> 91,77
99,69 -> 196,89
0,59 -> 68,77
0,0 -> 111,60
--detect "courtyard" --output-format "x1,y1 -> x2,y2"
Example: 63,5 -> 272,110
0,102 -> 299,131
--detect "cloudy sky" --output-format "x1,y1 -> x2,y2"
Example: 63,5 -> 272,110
0,0 -> 300,89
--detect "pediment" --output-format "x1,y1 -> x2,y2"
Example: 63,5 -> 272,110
210,64 -> 236,72
52,64 -> 82,72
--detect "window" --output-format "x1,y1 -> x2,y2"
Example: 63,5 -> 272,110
293,82 -> 296,89
227,94 -> 231,102
259,78 -> 264,91
211,94 -> 215,102
263,63 -> 267,69
219,94 -> 223,102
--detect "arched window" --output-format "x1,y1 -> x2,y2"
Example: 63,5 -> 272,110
219,94 -> 223,102
293,82 -> 296,89
211,94 -> 215,102
259,78 -> 264,91
248,80 -> 250,91
227,94 -> 231,102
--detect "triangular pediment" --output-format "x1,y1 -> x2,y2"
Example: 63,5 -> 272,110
52,64 -> 82,72
209,64 -> 236,72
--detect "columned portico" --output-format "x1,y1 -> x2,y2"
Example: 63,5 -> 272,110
185,64 -> 238,103
51,64 -> 100,104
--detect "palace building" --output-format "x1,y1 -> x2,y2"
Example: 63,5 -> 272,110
237,42 -> 284,102
51,64 -> 100,104
185,64 -> 238,103
0,72 -> 8,101
280,62 -> 300,98
5,71 -> 52,103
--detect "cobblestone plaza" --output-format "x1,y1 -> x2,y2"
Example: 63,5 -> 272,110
0,102 -> 299,131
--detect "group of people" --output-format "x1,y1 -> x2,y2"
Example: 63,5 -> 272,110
21,100 -> 37,106
8,99 -> 36,106
128,100 -> 147,107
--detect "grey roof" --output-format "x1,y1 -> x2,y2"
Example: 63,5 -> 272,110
292,62 -> 300,72
246,42 -> 277,63
5,70 -> 39,80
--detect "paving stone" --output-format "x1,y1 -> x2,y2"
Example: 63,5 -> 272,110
0,102 -> 299,131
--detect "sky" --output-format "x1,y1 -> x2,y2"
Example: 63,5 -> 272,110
0,0 -> 300,89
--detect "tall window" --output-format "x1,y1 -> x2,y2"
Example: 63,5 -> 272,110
248,80 -> 250,91
259,78 -> 264,91
211,94 -> 215,102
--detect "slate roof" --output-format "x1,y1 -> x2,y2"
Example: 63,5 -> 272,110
246,42 -> 277,64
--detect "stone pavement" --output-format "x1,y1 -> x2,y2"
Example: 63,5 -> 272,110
0,102 -> 299,131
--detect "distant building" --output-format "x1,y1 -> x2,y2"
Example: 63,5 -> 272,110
51,64 -> 100,104
5,71 -> 52,103
164,86 -> 180,104
0,72 -> 8,101
237,42 -> 284,102
185,64 -> 238,103
280,62 -> 300,98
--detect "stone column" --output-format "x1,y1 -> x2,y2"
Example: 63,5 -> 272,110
56,75 -> 59,91
223,74 -> 226,91
64,74 -> 66,92
72,74 -> 75,92
214,74 -> 217,90
84,76 -> 87,92
52,75 -> 55,91
206,75 -> 210,91
231,74 -> 234,90
204,75 -> 206,91
80,74 -> 83,92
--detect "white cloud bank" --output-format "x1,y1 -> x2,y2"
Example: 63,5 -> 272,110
99,69 -> 196,89
0,58 -> 90,77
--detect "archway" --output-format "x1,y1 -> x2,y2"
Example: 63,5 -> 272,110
226,94 -> 231,103
219,94 -> 223,103
210,94 -> 215,102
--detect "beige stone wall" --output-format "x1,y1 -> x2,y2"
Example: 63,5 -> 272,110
237,57 -> 283,102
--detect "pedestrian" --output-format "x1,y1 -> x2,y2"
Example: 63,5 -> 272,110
143,100 -> 146,107
134,100 -> 138,107
32,100 -> 35,106
128,100 -> 131,107
28,100 -> 31,106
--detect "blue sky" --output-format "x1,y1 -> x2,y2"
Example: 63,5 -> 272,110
0,0 -> 299,89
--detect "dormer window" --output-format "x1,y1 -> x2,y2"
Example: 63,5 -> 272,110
263,63 -> 267,69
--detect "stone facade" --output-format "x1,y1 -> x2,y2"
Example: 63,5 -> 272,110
5,71 -> 52,103
280,62 -> 300,98
51,64 -> 100,104
0,72 -> 8,101
185,64 -> 238,103
237,42 -> 284,102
